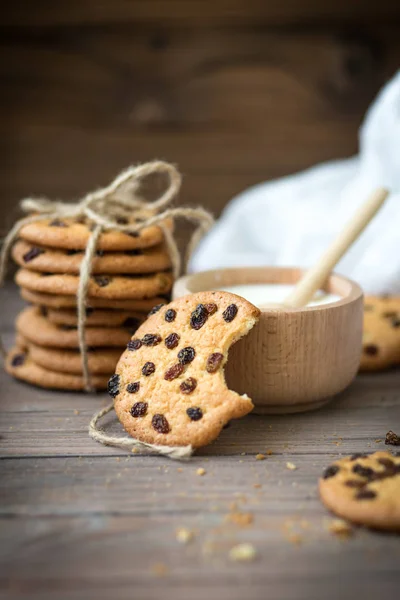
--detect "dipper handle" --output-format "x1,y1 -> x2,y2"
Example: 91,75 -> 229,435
284,187 -> 389,309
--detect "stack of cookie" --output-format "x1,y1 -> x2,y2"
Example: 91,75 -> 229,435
6,216 -> 173,391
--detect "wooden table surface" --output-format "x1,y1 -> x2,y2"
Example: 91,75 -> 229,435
1,284 -> 399,600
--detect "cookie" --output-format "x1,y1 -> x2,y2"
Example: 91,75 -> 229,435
319,451 -> 400,531
15,268 -> 173,299
6,347 -> 108,390
12,239 -> 172,274
20,287 -> 168,311
44,307 -> 145,328
110,291 -> 260,448
17,336 -> 122,375
16,306 -> 134,348
360,298 -> 400,371
19,216 -> 172,251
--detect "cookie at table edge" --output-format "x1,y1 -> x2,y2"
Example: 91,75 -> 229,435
360,306 -> 400,371
15,268 -> 173,300
319,451 -> 400,530
112,291 -> 261,448
6,347 -> 109,390
18,217 -> 172,251
12,239 -> 172,274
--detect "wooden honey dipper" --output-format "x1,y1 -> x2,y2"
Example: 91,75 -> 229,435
283,187 -> 389,308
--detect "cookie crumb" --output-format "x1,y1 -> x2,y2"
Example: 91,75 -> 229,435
175,528 -> 195,544
151,562 -> 169,577
375,439 -> 382,443
229,543 -> 257,562
287,533 -> 303,545
253,483 -> 262,489
196,467 -> 206,476
73,409 -> 80,415
328,519 -> 353,539
255,453 -> 266,461
266,449 -> 273,455
225,512 -> 254,527
286,462 -> 297,471
385,430 -> 400,446
131,447 -> 139,454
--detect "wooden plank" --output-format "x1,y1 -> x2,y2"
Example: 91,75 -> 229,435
2,0 -> 400,28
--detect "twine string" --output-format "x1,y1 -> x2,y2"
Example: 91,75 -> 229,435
89,403 -> 193,460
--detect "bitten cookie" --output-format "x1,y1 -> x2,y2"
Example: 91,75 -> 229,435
12,239 -> 172,274
19,216 -> 172,251
319,451 -> 400,531
16,306 -> 134,348
20,287 -> 167,311
15,268 -> 173,299
6,347 -> 109,390
44,307 -> 144,328
360,296 -> 400,371
110,291 -> 260,448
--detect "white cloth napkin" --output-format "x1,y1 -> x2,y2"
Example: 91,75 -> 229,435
191,71 -> 400,294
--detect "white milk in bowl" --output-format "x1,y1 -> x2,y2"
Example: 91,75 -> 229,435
216,283 -> 341,308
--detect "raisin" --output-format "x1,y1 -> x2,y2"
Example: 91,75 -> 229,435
142,333 -> 162,346
165,333 -> 180,350
40,306 -> 48,317
355,489 -> 377,500
377,457 -> 395,469
126,382 -> 140,394
116,216 -> 129,225
391,317 -> 400,328
107,374 -> 120,398
142,362 -> 155,376
206,352 -> 224,373
49,219 -> 67,227
178,347 -> 196,365
186,407 -> 203,421
95,249 -> 104,257
23,247 -> 45,262
125,249 -> 143,256
344,480 -> 366,488
180,377 -> 197,394
148,303 -> 165,316
11,353 -> 25,367
352,464 -> 375,478
123,317 -> 140,333
152,414 -> 170,434
190,304 -> 209,330
128,231 -> 140,238
127,338 -> 142,351
364,344 -> 378,356
165,308 -> 176,322
205,303 -> 217,315
164,363 -> 184,380
66,249 -> 81,255
385,430 -> 400,446
322,465 -> 340,479
130,402 -> 148,417
94,275 -> 111,287
350,453 -> 368,461
222,304 -> 238,323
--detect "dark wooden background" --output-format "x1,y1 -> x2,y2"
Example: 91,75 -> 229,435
1,0 -> 400,236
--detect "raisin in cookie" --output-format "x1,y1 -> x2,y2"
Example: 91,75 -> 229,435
109,291 -> 260,448
12,239 -> 172,274
319,451 -> 400,530
6,347 -> 109,390
19,217 -> 172,251
360,296 -> 400,371
15,268 -> 173,299
20,287 -> 167,311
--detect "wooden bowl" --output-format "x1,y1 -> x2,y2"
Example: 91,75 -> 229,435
173,266 -> 363,414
